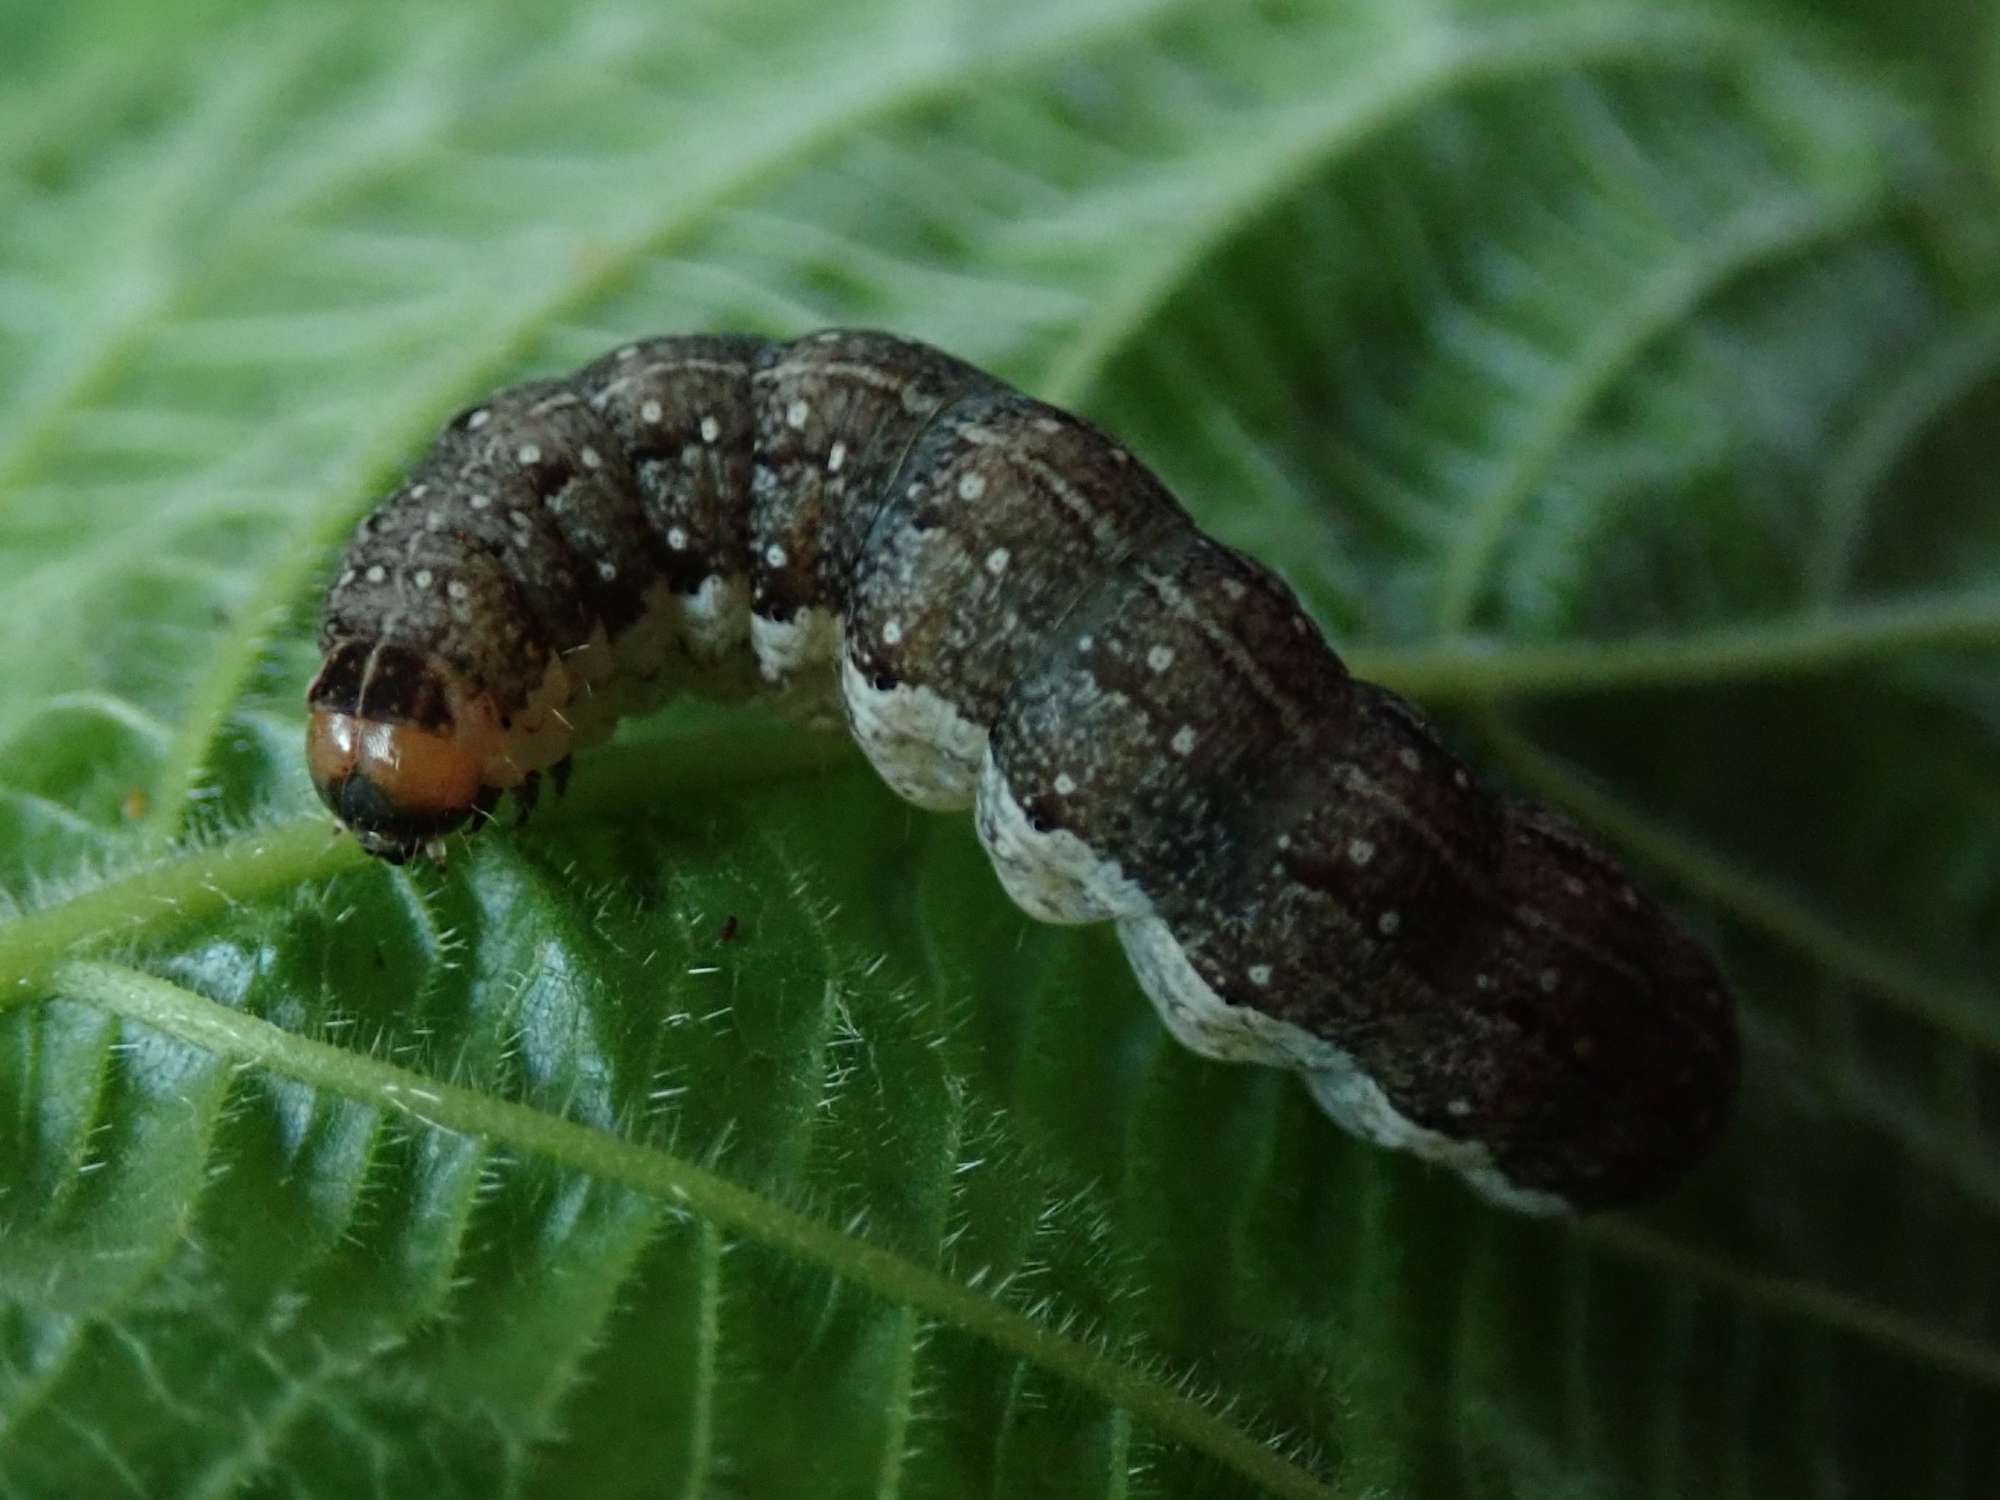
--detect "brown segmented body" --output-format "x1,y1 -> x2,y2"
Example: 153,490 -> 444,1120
308,328 -> 1738,1213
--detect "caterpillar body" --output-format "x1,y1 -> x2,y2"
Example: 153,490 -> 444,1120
308,329 -> 1738,1214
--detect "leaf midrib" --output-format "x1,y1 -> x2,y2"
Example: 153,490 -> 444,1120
51,958 -> 1342,1500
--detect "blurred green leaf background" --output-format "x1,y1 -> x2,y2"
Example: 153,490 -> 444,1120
2,0 -> 1998,1495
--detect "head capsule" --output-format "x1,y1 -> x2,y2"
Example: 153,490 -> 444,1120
305,641 -> 503,862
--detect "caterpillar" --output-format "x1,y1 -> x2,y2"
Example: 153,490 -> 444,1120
307,329 -> 1738,1214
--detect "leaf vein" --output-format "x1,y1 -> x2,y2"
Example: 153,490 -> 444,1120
1430,189 -> 1884,632
52,959 -> 1345,1500
1476,714 -> 2000,1060
1041,6 -> 1777,409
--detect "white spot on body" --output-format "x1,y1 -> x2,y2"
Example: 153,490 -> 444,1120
365,564 -> 387,584
516,443 -> 542,465
976,750 -> 1148,922
1249,964 -> 1273,987
447,580 -> 469,601
581,446 -> 603,469
1171,726 -> 1197,756
641,400 -> 664,424
666,527 -> 688,550
1378,910 -> 1401,936
765,543 -> 788,568
882,618 -> 903,646
957,472 -> 987,501
1147,645 -> 1175,673
1053,772 -> 1077,795
700,415 -> 720,443
469,493 -> 491,510
1119,919 -> 1324,1073
467,409 -> 490,430
786,400 -> 810,429
413,569 -> 433,589
827,440 -> 845,472
984,547 -> 1010,577
597,561 -> 619,582
1348,837 -> 1376,866
1399,748 -> 1422,772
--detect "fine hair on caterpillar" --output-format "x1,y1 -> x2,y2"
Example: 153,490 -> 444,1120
308,328 -> 1738,1214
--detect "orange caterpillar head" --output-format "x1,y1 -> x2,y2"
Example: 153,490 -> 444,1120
306,642 -> 503,863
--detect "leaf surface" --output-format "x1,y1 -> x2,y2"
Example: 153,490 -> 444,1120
2,2 -> 1998,1495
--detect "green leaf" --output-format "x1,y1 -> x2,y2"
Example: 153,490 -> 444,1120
2,1 -> 1998,1495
